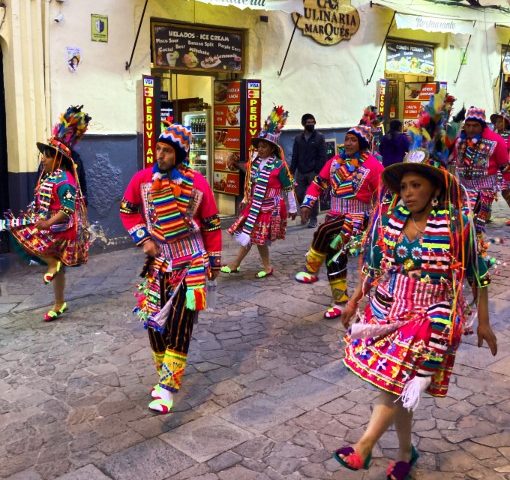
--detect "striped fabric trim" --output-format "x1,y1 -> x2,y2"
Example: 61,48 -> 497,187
150,167 -> 195,243
330,197 -> 370,215
242,157 -> 276,237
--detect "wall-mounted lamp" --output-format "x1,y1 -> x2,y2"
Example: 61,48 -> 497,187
54,12 -> 64,22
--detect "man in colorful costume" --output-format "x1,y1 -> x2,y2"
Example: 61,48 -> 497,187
295,125 -> 383,319
451,107 -> 510,234
120,124 -> 221,414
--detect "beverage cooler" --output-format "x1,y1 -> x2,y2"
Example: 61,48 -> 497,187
183,110 -> 210,178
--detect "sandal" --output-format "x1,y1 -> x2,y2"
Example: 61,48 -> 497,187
295,271 -> 319,283
324,305 -> 342,319
386,445 -> 420,480
255,268 -> 273,279
43,302 -> 68,322
43,261 -> 62,284
220,265 -> 240,274
333,446 -> 372,471
151,384 -> 164,399
148,397 -> 174,414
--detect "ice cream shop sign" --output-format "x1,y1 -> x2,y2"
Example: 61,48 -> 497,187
292,0 -> 360,46
151,22 -> 244,73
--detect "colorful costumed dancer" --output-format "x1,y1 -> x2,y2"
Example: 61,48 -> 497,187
295,125 -> 383,319
120,124 -> 221,414
3,106 -> 91,321
222,106 -> 297,278
451,106 -> 510,235
490,106 -> 510,226
335,93 -> 498,479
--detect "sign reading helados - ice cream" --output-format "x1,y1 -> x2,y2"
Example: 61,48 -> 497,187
292,0 -> 360,46
152,22 -> 243,73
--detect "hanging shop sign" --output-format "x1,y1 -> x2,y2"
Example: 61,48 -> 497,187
395,13 -> 474,35
292,0 -> 360,46
152,22 -> 243,73
142,75 -> 156,167
195,0 -> 304,14
386,41 -> 435,76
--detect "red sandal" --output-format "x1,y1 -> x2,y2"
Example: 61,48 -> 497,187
333,446 -> 372,471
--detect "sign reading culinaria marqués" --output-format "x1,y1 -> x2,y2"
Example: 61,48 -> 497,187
292,0 -> 360,45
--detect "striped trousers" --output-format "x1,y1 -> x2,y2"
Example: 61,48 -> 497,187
147,278 -> 198,393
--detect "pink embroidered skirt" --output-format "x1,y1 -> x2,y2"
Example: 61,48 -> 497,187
228,194 -> 287,246
344,272 -> 461,397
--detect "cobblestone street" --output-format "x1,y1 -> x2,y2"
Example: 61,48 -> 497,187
0,202 -> 509,480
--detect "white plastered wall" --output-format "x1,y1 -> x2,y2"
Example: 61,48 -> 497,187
46,0 -> 509,136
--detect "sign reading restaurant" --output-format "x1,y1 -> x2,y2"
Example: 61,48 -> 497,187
292,0 -> 360,46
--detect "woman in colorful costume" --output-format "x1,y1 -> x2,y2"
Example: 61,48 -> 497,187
120,124 -> 221,414
5,106 -> 90,321
490,107 -> 510,226
222,106 -> 297,278
335,93 -> 498,479
295,125 -> 383,319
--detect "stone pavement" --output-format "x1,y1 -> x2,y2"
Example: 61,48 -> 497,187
0,202 -> 509,480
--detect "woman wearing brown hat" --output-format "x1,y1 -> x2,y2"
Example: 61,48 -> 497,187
333,96 -> 498,479
7,106 -> 90,321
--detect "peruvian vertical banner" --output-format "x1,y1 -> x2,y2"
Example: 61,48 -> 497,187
142,75 -> 156,167
244,80 -> 261,162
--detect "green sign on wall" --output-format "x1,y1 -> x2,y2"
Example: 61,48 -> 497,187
91,14 -> 108,43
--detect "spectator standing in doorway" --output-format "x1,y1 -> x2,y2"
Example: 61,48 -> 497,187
290,114 -> 327,228
379,119 -> 410,167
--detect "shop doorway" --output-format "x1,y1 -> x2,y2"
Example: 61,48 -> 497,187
157,73 -> 214,179
0,47 -> 9,253
384,73 -> 436,131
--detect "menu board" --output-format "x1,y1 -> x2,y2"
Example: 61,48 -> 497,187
213,81 -> 242,195
152,22 -> 243,73
403,82 -> 440,129
386,42 -> 435,76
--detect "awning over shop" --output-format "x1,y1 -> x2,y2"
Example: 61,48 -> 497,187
372,0 -> 510,24
195,0 -> 304,14
395,12 -> 474,35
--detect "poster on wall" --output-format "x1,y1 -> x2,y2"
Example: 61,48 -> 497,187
91,14 -> 108,42
152,22 -> 243,74
66,46 -> 81,73
386,42 -> 435,76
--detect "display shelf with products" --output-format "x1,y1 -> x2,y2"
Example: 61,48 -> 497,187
183,111 -> 209,177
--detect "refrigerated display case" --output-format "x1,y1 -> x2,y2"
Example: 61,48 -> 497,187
183,110 -> 209,177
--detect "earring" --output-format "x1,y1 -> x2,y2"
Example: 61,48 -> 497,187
431,197 -> 439,207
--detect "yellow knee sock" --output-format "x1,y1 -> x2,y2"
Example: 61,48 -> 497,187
330,278 -> 349,303
305,247 -> 326,274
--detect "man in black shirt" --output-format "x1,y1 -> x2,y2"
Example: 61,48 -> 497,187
290,114 -> 327,228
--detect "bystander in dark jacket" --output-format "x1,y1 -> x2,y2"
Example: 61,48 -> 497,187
290,114 -> 327,228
